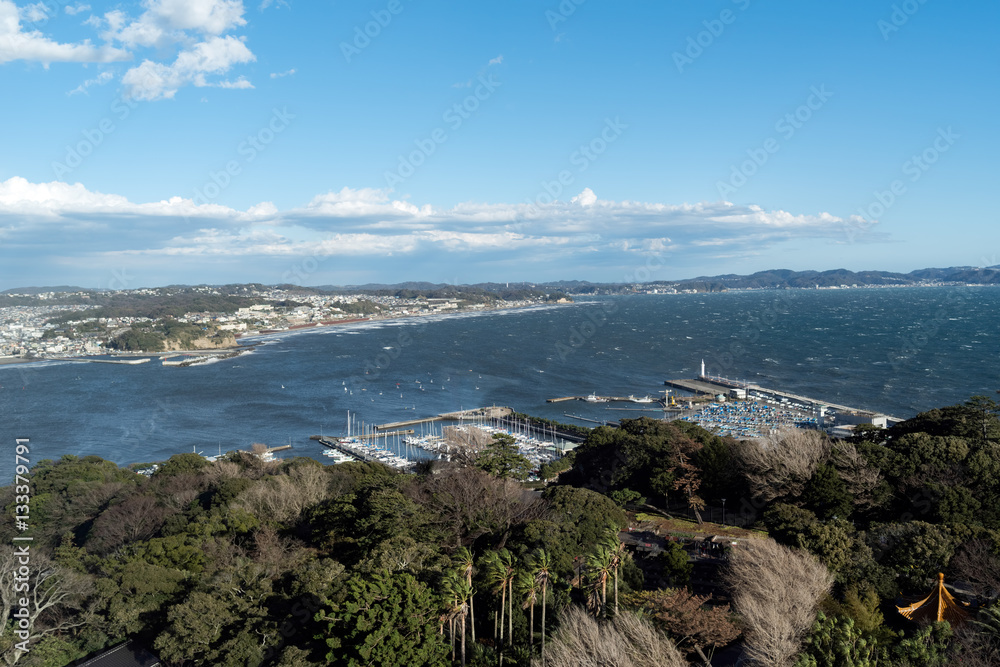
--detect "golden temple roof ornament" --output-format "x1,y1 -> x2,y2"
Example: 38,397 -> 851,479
896,573 -> 970,626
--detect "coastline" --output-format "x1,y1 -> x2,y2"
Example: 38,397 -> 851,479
0,300 -> 569,369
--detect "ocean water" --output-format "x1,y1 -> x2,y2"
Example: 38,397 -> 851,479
1,286 -> 997,481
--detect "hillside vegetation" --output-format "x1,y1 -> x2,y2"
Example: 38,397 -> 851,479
1,396 -> 998,666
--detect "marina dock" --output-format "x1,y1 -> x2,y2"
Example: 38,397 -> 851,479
315,437 -> 379,463
313,436 -> 415,471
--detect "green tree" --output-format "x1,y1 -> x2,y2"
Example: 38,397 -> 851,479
485,549 -> 516,649
452,547 -> 476,645
794,612 -> 888,666
318,570 -> 448,667
441,571 -> 466,664
517,569 -> 539,649
477,433 -> 531,481
523,486 -> 627,580
587,546 -> 613,617
660,541 -> 692,588
601,533 -> 628,616
532,549 -> 553,665
965,395 -> 1000,444
154,452 -> 210,478
609,488 -> 643,507
804,463 -> 854,520
892,622 -> 953,667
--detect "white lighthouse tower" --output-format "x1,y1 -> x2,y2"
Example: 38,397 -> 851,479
700,359 -> 706,378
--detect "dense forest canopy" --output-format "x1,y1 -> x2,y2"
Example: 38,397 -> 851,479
2,396 -> 999,666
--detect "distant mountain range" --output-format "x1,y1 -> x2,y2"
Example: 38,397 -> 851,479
646,266 -> 1000,292
4,265 -> 1000,296
293,266 -> 1000,294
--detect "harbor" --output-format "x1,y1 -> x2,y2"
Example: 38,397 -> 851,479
662,360 -> 903,439
311,408 -> 574,479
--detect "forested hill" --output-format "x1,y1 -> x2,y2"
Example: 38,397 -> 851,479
653,265 -> 1000,292
2,396 -> 1000,665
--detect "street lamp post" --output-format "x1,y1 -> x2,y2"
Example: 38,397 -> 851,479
721,498 -> 726,526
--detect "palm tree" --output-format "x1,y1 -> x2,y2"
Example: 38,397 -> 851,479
484,551 -> 507,644
503,551 -> 516,650
517,570 -> 539,648
452,576 -> 473,666
533,549 -> 553,666
587,545 -> 614,617
454,546 -> 477,644
442,571 -> 464,661
601,533 -> 627,616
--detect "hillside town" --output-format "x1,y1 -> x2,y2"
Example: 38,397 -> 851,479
0,286 -> 566,358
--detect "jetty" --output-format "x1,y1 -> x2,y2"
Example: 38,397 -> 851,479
49,356 -> 151,365
547,395 -> 665,404
377,406 -> 513,431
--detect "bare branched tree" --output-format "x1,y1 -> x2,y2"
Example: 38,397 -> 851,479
234,465 -> 328,523
89,494 -> 170,554
408,464 -> 547,547
534,605 -> 688,667
204,460 -> 243,483
0,552 -> 93,666
830,441 -> 883,509
153,473 -> 203,511
724,538 -> 832,667
442,425 -> 492,458
733,429 -> 830,503
952,539 -> 1000,601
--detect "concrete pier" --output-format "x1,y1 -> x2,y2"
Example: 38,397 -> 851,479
50,356 -> 151,365
378,406 -> 513,430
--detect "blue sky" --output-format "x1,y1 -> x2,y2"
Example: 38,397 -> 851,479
1,0 -> 997,288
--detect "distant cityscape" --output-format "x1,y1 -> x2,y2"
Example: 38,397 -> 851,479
0,285 -> 566,358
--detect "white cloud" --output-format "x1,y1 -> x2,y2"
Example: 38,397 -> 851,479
571,188 -> 597,207
0,178 -> 880,272
215,75 -> 253,89
150,0 -> 245,34
0,0 -> 130,64
122,35 -> 255,100
0,176 -> 270,221
67,69 -> 114,95
269,68 -> 295,78
102,0 -> 246,46
87,0 -> 255,100
21,2 -> 47,22
488,54 -> 503,65
65,3 -> 91,16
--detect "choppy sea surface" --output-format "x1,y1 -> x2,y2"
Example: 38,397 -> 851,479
1,286 -> 997,480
